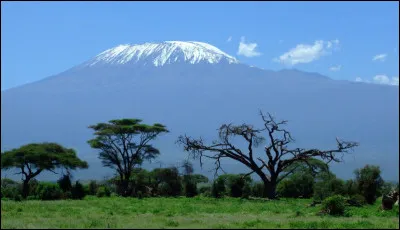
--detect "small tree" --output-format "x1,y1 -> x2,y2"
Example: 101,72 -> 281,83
71,181 -> 86,200
88,119 -> 168,196
177,111 -> 358,199
1,143 -> 88,198
151,167 -> 182,197
88,180 -> 99,195
57,174 -> 72,193
211,178 -> 225,198
354,165 -> 384,204
313,171 -> 345,201
180,161 -> 198,197
277,159 -> 328,198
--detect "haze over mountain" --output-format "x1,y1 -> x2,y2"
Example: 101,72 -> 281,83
1,41 -> 399,181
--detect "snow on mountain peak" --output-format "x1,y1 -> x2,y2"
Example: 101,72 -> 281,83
85,41 -> 239,67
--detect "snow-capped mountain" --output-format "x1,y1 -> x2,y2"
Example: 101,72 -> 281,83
81,41 -> 239,67
1,41 -> 398,181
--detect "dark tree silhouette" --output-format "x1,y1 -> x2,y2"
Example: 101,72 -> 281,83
1,143 -> 88,198
177,111 -> 358,199
87,118 -> 168,196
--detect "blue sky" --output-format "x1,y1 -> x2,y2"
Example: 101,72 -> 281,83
1,1 -> 399,90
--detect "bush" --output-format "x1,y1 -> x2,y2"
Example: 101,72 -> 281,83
251,182 -> 264,198
158,182 -> 172,196
151,167 -> 182,197
184,181 -> 198,197
13,194 -> 23,202
348,194 -> 366,206
313,173 -> 345,201
198,185 -> 211,195
241,183 -> 251,199
71,181 -> 86,200
321,195 -> 346,216
211,179 -> 225,198
96,186 -> 111,197
1,186 -> 21,199
36,183 -> 63,200
277,172 -> 314,198
57,175 -> 72,192
137,191 -> 143,199
354,165 -> 384,204
63,191 -> 72,199
343,179 -> 358,196
88,180 -> 99,196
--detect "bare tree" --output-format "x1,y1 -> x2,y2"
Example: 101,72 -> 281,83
177,111 -> 358,199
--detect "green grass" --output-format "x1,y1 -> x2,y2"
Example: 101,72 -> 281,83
1,196 -> 398,229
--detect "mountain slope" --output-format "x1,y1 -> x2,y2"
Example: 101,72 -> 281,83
1,41 -> 398,181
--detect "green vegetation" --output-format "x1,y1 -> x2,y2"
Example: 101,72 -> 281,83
1,114 -> 399,229
1,196 -> 398,229
1,143 -> 88,198
87,119 -> 168,197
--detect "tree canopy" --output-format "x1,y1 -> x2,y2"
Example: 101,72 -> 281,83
1,142 -> 88,197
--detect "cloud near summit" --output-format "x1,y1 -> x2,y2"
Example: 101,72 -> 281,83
274,39 -> 340,66
237,37 -> 261,57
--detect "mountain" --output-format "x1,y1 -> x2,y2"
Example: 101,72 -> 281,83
1,41 -> 399,181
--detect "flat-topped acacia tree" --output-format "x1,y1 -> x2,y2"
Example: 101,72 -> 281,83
87,119 -> 168,196
177,111 -> 359,199
1,143 -> 88,198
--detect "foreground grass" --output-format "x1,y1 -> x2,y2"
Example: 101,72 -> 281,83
1,196 -> 399,229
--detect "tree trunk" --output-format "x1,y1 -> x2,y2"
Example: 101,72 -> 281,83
22,179 -> 30,198
263,180 -> 277,199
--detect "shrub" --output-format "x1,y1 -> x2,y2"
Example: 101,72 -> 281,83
241,183 -> 251,199
211,179 -> 225,198
158,182 -> 172,196
71,181 -> 86,200
184,181 -> 198,197
151,167 -> 182,197
28,179 -> 39,196
13,194 -> 23,202
63,191 -> 72,199
348,194 -> 366,206
36,183 -> 63,200
96,186 -> 111,197
88,180 -> 99,195
343,179 -> 358,196
57,175 -> 72,192
137,191 -> 143,199
1,186 -> 21,199
354,165 -> 384,204
313,173 -> 345,201
251,182 -> 264,198
321,195 -> 346,216
277,172 -> 314,198
198,185 -> 211,195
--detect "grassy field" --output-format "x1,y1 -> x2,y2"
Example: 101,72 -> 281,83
1,196 -> 399,229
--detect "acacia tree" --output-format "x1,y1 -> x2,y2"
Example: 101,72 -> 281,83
1,143 -> 88,198
87,118 -> 168,196
177,111 -> 358,199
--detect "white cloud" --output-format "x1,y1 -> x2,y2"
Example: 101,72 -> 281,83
391,77 -> 399,85
373,75 -> 398,85
355,75 -> 398,86
274,39 -> 340,66
373,75 -> 390,84
329,65 -> 341,72
227,36 -> 232,42
237,36 -> 261,57
372,53 -> 387,62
